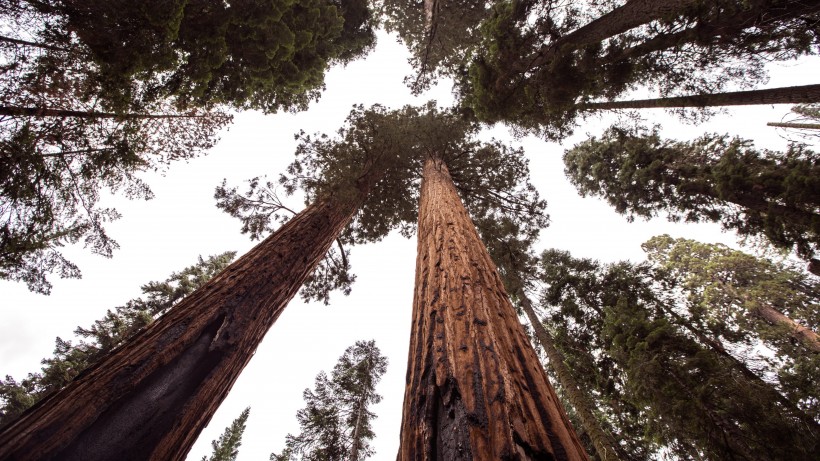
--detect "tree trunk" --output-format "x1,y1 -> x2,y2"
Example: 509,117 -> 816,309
526,0 -> 698,70
518,289 -> 622,461
715,279 -> 820,353
755,303 -> 820,353
349,392 -> 366,461
603,1 -> 820,65
397,157 -> 588,461
0,35 -> 67,51
0,105 -> 203,119
0,189 -> 373,460
581,84 -> 820,110
768,122 -> 820,130
349,355 -> 371,461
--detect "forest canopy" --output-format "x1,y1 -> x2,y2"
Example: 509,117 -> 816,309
1,1 -> 819,460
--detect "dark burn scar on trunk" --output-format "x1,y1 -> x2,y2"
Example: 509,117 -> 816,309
56,314 -> 228,461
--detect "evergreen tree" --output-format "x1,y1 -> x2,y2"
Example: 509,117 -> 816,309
0,106 -> 398,461
272,340 -> 388,461
0,13 -> 233,293
0,0 -> 378,292
0,103 -> 547,460
215,103 -> 582,458
397,156 -> 586,459
8,0 -> 376,112
769,103 -> 820,141
0,251 -> 236,427
462,0 -> 820,138
0,103 -> 231,294
564,125 -> 820,259
216,102 -> 548,303
203,407 -> 251,461
643,235 -> 820,416
377,0 -> 494,91
537,249 -> 819,460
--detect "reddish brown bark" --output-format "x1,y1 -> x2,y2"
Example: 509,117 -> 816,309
397,157 -> 588,461
0,191 -> 368,460
755,304 -> 820,353
715,279 -> 820,354
581,84 -> 820,110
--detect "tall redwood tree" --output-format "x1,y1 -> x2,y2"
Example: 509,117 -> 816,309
0,111 -> 389,461
398,156 -> 588,460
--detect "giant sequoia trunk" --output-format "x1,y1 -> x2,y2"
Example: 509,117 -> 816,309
517,290 -> 622,461
581,84 -> 820,110
0,184 -> 375,460
397,157 -> 588,460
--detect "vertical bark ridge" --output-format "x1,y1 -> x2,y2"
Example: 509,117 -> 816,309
397,157 -> 588,461
0,192 -> 365,461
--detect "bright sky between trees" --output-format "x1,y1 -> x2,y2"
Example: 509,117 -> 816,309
0,29 -> 818,460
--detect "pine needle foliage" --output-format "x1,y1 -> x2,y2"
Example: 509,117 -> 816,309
202,407 -> 251,461
564,125 -> 820,259
215,103 -> 546,304
271,340 -> 388,461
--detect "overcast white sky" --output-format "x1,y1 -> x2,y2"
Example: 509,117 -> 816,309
0,30 -> 818,460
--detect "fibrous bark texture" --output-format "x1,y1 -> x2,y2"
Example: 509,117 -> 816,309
582,84 -> 820,110
0,194 -> 362,461
397,158 -> 588,461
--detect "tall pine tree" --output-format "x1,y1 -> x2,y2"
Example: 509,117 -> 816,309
462,0 -> 820,138
272,340 -> 387,461
536,248 -> 819,459
202,407 -> 251,461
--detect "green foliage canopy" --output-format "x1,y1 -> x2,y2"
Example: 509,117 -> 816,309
215,103 -> 547,304
24,0 -> 377,112
272,340 -> 388,461
462,0 -> 820,138
564,125 -> 820,259
537,247 -> 819,460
